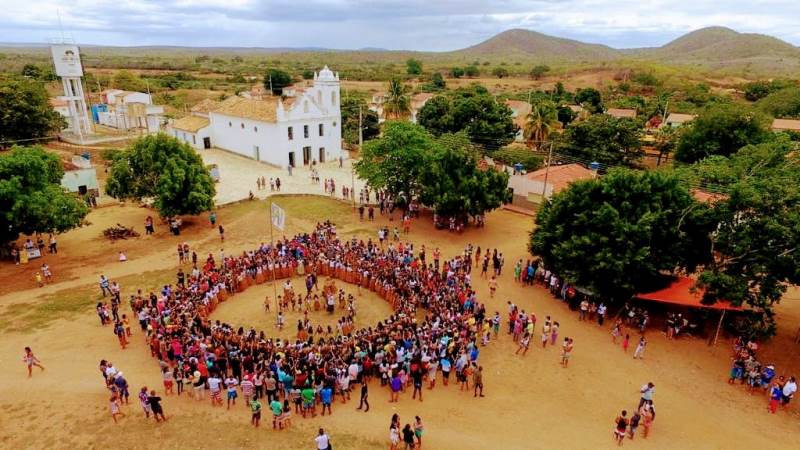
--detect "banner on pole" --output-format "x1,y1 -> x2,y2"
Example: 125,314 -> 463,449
271,203 -> 286,230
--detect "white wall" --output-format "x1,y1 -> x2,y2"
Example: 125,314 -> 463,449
170,126 -> 211,150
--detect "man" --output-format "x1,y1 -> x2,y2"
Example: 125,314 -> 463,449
473,365 -> 484,397
639,382 -> 655,409
99,275 -> 111,297
356,381 -> 369,412
250,397 -> 262,427
207,374 -> 223,406
782,376 -> 797,409
270,398 -> 283,429
315,428 -> 330,450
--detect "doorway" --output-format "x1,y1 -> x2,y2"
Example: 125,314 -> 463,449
288,152 -> 296,167
302,146 -> 311,165
203,137 -> 211,149
318,147 -> 325,163
254,145 -> 260,161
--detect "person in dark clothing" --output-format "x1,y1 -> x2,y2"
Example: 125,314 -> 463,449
148,390 -> 166,422
356,382 -> 369,412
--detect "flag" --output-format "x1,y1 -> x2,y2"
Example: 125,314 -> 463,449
271,203 -> 285,230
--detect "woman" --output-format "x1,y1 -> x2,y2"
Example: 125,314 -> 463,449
402,424 -> 415,450
23,347 -> 45,377
389,422 -> 400,450
613,410 -> 628,446
414,416 -> 424,449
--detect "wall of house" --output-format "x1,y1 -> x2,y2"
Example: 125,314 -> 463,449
61,168 -> 99,193
170,126 -> 211,150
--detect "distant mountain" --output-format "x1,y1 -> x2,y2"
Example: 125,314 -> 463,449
632,26 -> 800,71
452,29 -> 620,61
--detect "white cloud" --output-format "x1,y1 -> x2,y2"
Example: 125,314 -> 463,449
0,0 -> 797,49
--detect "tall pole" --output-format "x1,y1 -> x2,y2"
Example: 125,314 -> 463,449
540,141 -> 554,201
353,106 -> 361,210
269,200 -> 279,319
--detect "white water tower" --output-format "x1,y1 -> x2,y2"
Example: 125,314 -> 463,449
50,43 -> 92,140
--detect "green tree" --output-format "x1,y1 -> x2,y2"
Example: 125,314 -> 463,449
464,65 -> 480,78
105,134 -> 215,217
492,67 -> 509,78
653,125 -> 678,166
530,64 -> 551,80
263,68 -> 293,95
301,69 -> 315,80
450,67 -> 465,78
354,122 -> 432,206
0,78 -> 65,147
742,81 -> 772,101
756,87 -> 800,118
383,77 -> 411,120
417,86 -> 516,152
430,72 -> 446,90
530,169 -> 712,302
523,100 -> 560,148
0,146 -> 89,246
341,95 -> 380,145
112,70 -> 147,92
492,146 -> 544,171
674,104 -> 769,163
556,104 -> 577,126
559,114 -> 644,167
575,87 -> 603,113
419,133 -> 511,219
406,58 -> 423,75
21,64 -> 41,79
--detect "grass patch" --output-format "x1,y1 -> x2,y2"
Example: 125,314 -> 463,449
0,268 -> 175,334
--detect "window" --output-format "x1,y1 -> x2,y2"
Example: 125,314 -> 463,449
303,125 -> 309,138
287,126 -> 293,140
318,123 -> 324,137
254,126 -> 258,133
192,135 -> 196,145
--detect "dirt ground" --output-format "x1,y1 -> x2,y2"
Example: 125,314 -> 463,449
1,195 -> 799,450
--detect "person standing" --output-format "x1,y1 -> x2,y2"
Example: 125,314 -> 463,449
613,410 -> 628,446
472,365 -> 484,397
356,381 -> 369,412
218,224 -> 225,242
99,275 -> 111,297
23,347 -> 45,377
148,390 -> 167,422
315,428 -> 330,450
782,376 -> 797,410
560,338 -> 574,368
633,337 -> 648,360
414,416 -> 424,449
597,303 -> 607,326
638,382 -> 655,409
250,396 -> 262,427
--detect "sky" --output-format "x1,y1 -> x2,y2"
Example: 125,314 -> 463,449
2,0 -> 799,50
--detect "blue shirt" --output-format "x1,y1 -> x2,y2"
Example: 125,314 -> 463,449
321,388 -> 332,403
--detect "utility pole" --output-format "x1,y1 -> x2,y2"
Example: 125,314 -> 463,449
540,141 -> 554,201
352,106 -> 361,210
269,74 -> 273,95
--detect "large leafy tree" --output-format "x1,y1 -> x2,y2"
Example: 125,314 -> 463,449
419,133 -> 511,218
105,134 -> 215,217
558,114 -> 644,167
0,146 -> 89,246
530,64 -> 551,80
575,87 -> 603,113
341,95 -> 379,145
263,69 -> 293,95
417,86 -> 516,153
679,139 -> 800,337
354,122 -> 431,206
0,78 -> 65,146
406,58 -> 423,75
674,103 -> 769,163
524,99 -> 560,148
112,70 -> 148,92
530,169 -> 712,302
383,77 -> 411,120
755,87 -> 800,119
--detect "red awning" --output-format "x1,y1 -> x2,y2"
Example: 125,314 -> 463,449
636,277 -> 743,311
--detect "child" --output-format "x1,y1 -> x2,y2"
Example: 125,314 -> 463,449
138,386 -> 152,419
225,376 -> 239,409
110,392 -> 125,423
148,390 -> 166,422
23,347 -> 45,377
122,314 -> 132,337
769,377 -> 784,413
250,397 -> 262,427
633,337 -> 647,359
641,405 -> 653,438
622,334 -> 630,353
162,366 -> 174,395
628,410 -> 641,439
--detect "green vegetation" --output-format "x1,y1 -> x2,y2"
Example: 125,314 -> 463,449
417,85 -> 516,153
575,87 -> 603,113
263,68 -> 293,95
531,169 -> 711,303
492,146 -> 544,171
492,67 -> 509,78
755,87 -> 800,118
0,78 -> 65,146
355,122 -> 510,218
557,115 -> 643,167
341,95 -> 380,145
383,77 -> 412,120
105,134 -> 215,217
0,146 -> 90,247
523,100 -> 560,148
674,103 -> 769,163
530,64 -> 550,79
406,58 -> 423,75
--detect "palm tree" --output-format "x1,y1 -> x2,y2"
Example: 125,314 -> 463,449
524,100 -> 560,148
383,77 -> 411,120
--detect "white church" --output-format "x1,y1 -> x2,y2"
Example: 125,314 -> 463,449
168,66 -> 344,168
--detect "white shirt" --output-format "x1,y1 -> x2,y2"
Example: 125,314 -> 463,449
783,381 -> 797,397
315,434 -> 329,450
207,377 -> 222,391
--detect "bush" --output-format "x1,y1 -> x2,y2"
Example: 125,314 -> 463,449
492,147 -> 544,171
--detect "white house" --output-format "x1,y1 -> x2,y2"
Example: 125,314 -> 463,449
97,89 -> 164,132
169,66 -> 344,168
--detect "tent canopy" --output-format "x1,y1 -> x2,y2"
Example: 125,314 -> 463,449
635,277 -> 743,311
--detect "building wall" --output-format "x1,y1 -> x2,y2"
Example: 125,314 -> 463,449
170,126 -> 211,150
61,168 -> 99,193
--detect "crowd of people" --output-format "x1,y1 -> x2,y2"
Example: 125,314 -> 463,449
107,221 -> 496,432
728,337 -> 796,413
613,382 -> 656,446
